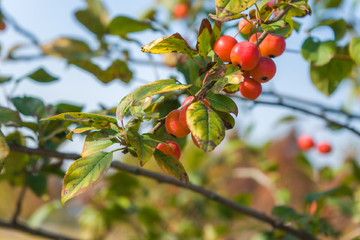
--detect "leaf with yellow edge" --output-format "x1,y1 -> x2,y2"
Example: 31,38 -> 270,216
196,18 -> 212,60
209,0 -> 254,22
186,102 -> 225,152
61,151 -> 112,205
142,33 -> 198,60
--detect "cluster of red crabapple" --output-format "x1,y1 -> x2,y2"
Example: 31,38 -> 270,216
297,134 -> 332,154
156,96 -> 209,159
214,19 -> 286,100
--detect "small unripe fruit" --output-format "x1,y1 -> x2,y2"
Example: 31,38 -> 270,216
214,35 -> 238,62
157,140 -> 181,159
250,33 -> 286,58
249,57 -> 277,83
230,41 -> 260,71
239,77 -> 262,100
173,3 -> 189,19
317,141 -> 332,154
181,96 -> 210,107
165,109 -> 190,138
238,19 -> 254,34
297,134 -> 314,150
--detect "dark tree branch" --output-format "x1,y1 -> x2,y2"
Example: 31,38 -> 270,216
12,185 -> 26,224
0,220 -> 77,240
8,144 -> 318,240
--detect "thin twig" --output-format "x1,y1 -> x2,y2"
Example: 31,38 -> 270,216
0,220 -> 77,240
8,144 -> 318,240
12,185 -> 26,224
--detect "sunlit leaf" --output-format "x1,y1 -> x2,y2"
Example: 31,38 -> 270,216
210,20 -> 222,49
132,79 -> 191,101
75,9 -> 106,38
81,131 -> 117,157
61,151 -> 113,205
154,149 -> 189,185
209,0 -> 253,22
116,93 -> 134,122
42,112 -> 117,129
211,65 -> 243,93
142,33 -> 198,60
349,37 -> 360,66
69,59 -> 133,83
196,18 -> 212,60
66,126 -> 96,141
187,102 -> 225,152
0,130 -> 10,173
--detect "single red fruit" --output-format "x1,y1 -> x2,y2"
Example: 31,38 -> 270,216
165,109 -> 190,138
297,134 -> 314,150
191,133 -> 201,148
239,77 -> 262,100
214,35 -> 238,62
157,140 -> 181,159
317,141 -> 332,154
173,2 -> 189,19
250,33 -> 286,58
0,21 -> 5,31
230,41 -> 260,71
238,19 -> 254,34
249,56 -> 277,83
181,96 -> 210,107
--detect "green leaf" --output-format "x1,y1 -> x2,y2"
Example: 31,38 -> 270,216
27,68 -> 58,83
26,173 -> 47,196
196,18 -> 212,60
312,19 -> 347,41
214,110 -> 235,130
69,59 -> 133,83
0,76 -> 11,84
206,92 -> 238,116
301,38 -> 336,66
209,0 -> 254,22
42,112 -> 117,129
41,38 -> 92,59
323,0 -> 342,8
0,130 -> 10,173
61,151 -> 113,205
211,65 -> 243,94
130,96 -> 153,116
27,201 -> 62,229
154,149 -> 189,185
141,33 -> 198,60
85,0 -> 108,25
310,57 -> 354,95
116,93 -> 134,122
75,9 -> 106,38
0,106 -> 23,127
261,20 -> 292,37
349,37 -> 360,66
210,21 -> 222,49
109,16 -> 154,39
12,96 -> 45,117
222,84 -> 240,94
55,103 -> 83,114
128,130 -> 167,166
186,102 -> 225,152
305,185 -> 353,203
132,79 -> 191,101
287,1 -> 312,17
81,131 -> 117,157
66,126 -> 96,141
272,206 -> 302,222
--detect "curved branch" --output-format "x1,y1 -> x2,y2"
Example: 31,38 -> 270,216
8,144 -> 318,240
